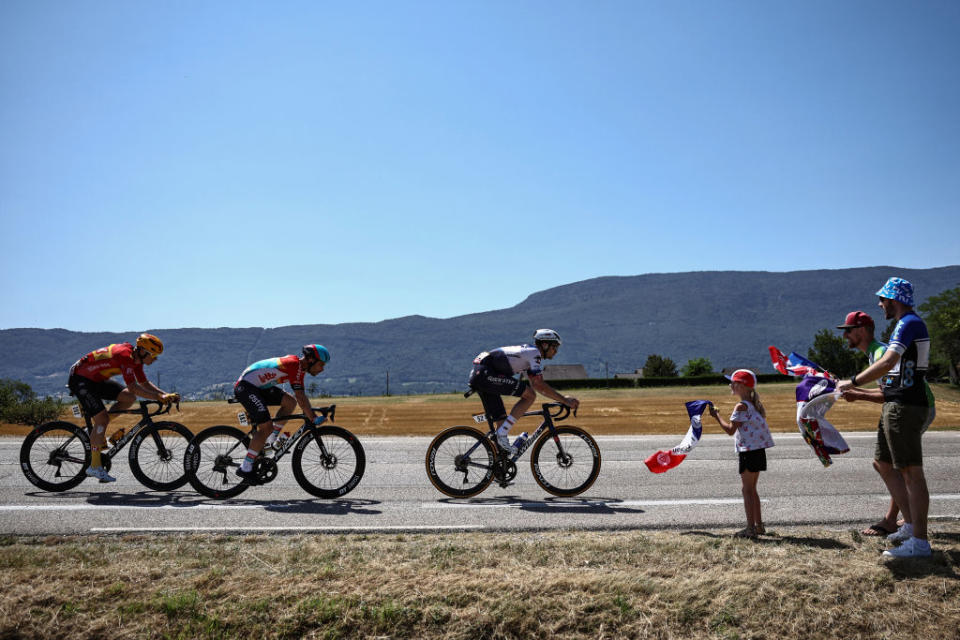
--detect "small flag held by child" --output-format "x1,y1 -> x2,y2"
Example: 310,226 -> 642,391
644,400 -> 713,473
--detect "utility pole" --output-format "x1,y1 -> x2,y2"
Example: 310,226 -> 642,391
604,362 -> 609,389
386,370 -> 390,396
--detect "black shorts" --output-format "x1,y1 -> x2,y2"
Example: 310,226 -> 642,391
468,365 -> 528,423
67,375 -> 124,418
738,449 -> 767,474
234,381 -> 289,425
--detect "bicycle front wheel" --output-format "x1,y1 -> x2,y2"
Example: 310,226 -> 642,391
128,421 -> 193,491
20,421 -> 90,492
425,426 -> 495,498
530,426 -> 601,497
292,426 -> 366,498
184,425 -> 250,499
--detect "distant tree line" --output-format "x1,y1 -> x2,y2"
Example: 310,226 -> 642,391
0,379 -> 63,425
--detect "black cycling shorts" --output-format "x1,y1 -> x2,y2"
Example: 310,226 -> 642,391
468,365 -> 528,422
234,381 -> 288,425
68,375 -> 124,418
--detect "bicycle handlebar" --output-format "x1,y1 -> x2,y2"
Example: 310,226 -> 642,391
107,399 -> 175,418
227,398 -> 335,422
269,404 -> 337,424
522,402 -> 575,421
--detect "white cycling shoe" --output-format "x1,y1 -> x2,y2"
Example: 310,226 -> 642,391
85,466 -> 117,483
495,433 -> 517,455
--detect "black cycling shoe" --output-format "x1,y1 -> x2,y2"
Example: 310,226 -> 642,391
235,467 -> 260,485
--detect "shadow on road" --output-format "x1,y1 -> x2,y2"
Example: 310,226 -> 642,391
434,496 -> 645,515
45,492 -> 387,516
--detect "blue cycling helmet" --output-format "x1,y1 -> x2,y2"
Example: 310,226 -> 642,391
302,344 -> 331,363
876,277 -> 914,307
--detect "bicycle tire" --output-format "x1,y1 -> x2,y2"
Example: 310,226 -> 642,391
291,426 -> 366,498
128,421 -> 193,491
19,421 -> 90,492
425,426 -> 496,498
530,426 -> 601,497
183,425 -> 250,499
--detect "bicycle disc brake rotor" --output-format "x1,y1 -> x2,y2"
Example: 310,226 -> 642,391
556,451 -> 574,469
253,458 -> 278,484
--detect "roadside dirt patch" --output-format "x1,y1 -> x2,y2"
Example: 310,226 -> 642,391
4,383 -> 957,437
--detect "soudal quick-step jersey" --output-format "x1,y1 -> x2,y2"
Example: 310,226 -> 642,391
237,356 -> 306,391
473,345 -> 544,377
71,343 -> 147,386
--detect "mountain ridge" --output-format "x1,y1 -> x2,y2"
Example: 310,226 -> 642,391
2,266 -> 958,398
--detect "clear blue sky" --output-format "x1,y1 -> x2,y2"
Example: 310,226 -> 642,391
2,1 -> 958,332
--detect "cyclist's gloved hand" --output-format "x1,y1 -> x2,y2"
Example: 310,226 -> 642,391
313,415 -> 327,426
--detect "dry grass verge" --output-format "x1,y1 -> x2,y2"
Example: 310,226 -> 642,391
1,525 -> 958,639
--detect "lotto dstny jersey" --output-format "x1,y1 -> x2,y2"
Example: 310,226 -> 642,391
473,345 -> 544,377
882,312 -> 930,406
71,343 -> 147,387
237,355 -> 306,391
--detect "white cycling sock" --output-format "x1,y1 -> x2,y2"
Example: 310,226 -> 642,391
497,415 -> 517,436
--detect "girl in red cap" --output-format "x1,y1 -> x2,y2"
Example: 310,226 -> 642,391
709,369 -> 775,539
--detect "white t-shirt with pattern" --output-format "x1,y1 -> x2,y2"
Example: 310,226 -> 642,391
730,400 -> 775,452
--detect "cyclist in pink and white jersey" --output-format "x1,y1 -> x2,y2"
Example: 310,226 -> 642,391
233,344 -> 330,483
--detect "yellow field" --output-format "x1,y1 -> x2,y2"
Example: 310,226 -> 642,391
3,382 -> 959,437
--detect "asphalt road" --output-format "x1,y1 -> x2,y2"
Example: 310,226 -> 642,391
1,432 -> 958,535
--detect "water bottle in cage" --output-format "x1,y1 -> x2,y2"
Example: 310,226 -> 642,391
512,432 -> 529,450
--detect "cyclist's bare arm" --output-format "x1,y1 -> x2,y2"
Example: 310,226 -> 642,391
131,380 -> 176,403
530,376 -> 579,410
294,388 -> 318,422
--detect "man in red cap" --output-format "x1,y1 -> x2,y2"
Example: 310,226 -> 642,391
836,311 -> 898,536
837,278 -> 937,558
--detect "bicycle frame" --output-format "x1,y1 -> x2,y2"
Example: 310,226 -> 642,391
468,402 -> 573,462
69,400 -> 177,460
233,402 -> 338,462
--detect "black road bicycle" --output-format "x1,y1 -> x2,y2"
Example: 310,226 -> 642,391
425,398 -> 601,498
183,402 -> 365,500
19,400 -> 192,492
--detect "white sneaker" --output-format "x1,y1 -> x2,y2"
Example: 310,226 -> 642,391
85,466 -> 116,483
495,433 -> 517,455
887,523 -> 914,544
882,536 -> 932,559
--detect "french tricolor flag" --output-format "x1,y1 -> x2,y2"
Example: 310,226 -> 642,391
769,346 -> 833,379
644,400 -> 712,473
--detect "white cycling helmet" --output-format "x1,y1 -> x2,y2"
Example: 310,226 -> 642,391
533,329 -> 562,345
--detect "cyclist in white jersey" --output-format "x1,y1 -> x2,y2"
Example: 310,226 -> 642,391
468,329 -> 579,453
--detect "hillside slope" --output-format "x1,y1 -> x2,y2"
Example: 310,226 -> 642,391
2,266 -> 957,398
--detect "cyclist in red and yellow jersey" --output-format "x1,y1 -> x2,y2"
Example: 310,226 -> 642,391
67,333 -> 179,482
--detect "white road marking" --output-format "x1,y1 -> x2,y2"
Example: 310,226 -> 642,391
3,494 -> 960,514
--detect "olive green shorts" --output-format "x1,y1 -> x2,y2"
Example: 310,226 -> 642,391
875,402 -> 930,469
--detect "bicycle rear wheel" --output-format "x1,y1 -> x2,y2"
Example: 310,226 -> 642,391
292,426 -> 366,498
425,426 -> 496,498
128,421 -> 193,491
184,425 -> 250,499
19,421 -> 90,492
530,426 -> 601,497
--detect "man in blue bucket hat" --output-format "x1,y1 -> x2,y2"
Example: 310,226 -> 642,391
838,277 -> 934,558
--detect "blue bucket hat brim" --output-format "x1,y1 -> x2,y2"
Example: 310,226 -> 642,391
876,277 -> 914,307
